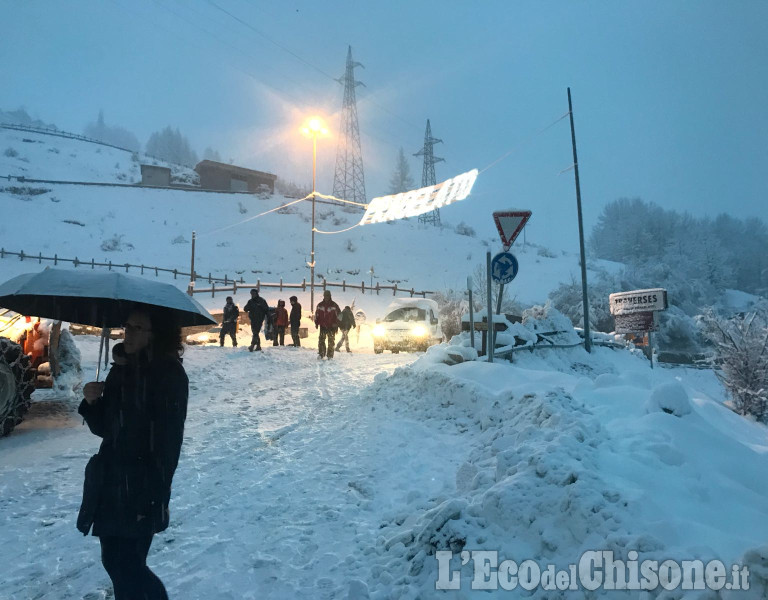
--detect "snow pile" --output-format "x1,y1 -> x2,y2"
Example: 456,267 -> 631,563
645,380 -> 692,417
356,344 -> 768,598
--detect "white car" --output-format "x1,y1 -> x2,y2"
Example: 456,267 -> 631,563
372,298 -> 443,353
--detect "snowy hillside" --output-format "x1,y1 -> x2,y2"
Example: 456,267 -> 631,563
0,126 -> 197,185
0,127 -> 618,319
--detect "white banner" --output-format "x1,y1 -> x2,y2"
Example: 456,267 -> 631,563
360,169 -> 479,225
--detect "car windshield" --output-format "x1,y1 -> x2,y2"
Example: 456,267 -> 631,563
384,308 -> 426,322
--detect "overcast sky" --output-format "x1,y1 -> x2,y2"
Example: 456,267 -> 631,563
2,0 -> 767,251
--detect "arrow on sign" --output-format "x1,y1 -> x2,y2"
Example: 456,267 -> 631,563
493,210 -> 532,249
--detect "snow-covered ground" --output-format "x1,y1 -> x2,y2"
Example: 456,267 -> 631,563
2,327 -> 768,599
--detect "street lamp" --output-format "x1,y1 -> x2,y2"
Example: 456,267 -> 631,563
301,116 -> 329,315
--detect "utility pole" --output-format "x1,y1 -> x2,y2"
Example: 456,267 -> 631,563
567,87 -> 591,352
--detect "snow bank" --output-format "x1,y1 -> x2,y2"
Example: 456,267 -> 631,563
357,342 -> 768,598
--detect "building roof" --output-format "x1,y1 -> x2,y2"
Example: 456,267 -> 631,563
194,160 -> 276,181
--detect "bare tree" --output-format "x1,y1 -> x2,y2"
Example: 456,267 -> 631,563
700,309 -> 768,422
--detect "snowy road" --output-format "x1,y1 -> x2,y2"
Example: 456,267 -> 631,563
0,340 -> 468,599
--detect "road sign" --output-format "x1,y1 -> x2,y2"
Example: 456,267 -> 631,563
609,288 -> 668,316
614,311 -> 658,334
493,210 -> 532,249
491,252 -> 519,284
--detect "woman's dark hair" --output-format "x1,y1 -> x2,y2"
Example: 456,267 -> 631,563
147,307 -> 184,359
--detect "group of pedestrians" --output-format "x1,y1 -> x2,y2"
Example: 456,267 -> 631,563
219,288 -> 355,359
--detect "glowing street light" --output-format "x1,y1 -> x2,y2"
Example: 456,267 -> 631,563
301,115 -> 329,315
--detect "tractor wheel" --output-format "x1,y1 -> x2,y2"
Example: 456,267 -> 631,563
0,338 -> 34,437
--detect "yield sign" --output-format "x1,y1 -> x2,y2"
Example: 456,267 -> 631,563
493,210 -> 532,249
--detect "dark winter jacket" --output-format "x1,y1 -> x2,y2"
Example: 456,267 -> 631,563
289,302 -> 302,327
314,299 -> 341,329
222,302 -> 239,324
339,307 -> 356,332
77,354 -> 188,538
244,295 -> 269,324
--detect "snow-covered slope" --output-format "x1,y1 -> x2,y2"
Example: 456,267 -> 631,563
0,126 -> 197,185
0,127 -> 619,318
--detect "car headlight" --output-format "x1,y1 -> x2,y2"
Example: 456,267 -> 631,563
373,324 -> 386,337
411,325 -> 427,337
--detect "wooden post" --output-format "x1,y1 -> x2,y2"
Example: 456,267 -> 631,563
343,279 -> 346,292
211,282 -> 215,298
189,231 -> 196,289
54,253 -> 58,266
393,283 -> 397,296
362,281 -> 365,294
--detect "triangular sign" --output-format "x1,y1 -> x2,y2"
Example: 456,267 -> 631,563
493,210 -> 532,249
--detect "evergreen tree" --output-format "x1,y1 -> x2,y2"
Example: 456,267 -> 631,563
145,126 -> 199,167
388,147 -> 415,194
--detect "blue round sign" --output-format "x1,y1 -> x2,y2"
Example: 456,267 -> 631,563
491,252 -> 519,284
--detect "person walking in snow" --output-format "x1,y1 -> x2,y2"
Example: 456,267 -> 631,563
314,290 -> 341,359
273,299 -> 288,346
220,296 -> 239,347
289,296 -> 302,347
335,305 -> 356,353
244,288 -> 269,352
78,308 -> 188,600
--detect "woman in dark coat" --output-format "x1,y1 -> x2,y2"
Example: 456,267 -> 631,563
77,307 -> 188,600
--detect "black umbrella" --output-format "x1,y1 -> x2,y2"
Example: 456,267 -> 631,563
0,268 -> 216,378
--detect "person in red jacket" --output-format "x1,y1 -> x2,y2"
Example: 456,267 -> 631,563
273,299 -> 289,346
314,290 -> 341,359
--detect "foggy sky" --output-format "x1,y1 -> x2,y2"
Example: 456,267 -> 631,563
1,0 -> 767,251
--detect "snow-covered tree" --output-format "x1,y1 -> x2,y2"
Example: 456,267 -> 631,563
145,126 -> 199,167
83,110 -> 141,151
389,147 -> 415,194
700,309 -> 768,422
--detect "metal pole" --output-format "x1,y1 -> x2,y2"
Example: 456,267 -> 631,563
486,252 -> 493,363
648,331 -> 654,369
568,87 -> 592,353
467,276 -> 475,350
310,135 -> 316,315
188,231 -> 196,296
492,282 -> 505,351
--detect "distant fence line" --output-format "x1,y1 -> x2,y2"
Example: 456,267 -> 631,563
0,248 -> 434,298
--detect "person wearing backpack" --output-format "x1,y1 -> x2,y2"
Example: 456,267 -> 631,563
335,305 -> 356,353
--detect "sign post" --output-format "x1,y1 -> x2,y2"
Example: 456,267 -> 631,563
486,252 -> 493,363
610,288 -> 668,368
467,276 -> 475,351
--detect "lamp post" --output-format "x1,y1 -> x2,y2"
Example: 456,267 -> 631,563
301,116 -> 328,315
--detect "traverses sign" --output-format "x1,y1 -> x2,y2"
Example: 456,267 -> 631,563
609,288 -> 668,316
